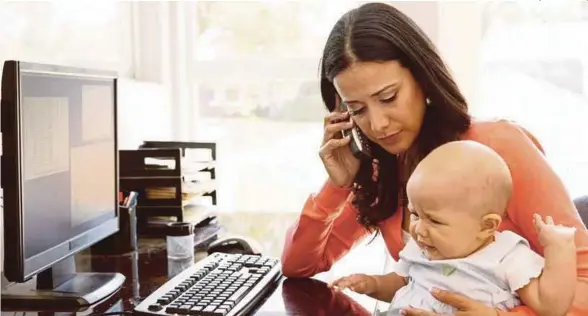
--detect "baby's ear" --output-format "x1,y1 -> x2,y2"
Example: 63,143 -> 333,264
480,214 -> 502,237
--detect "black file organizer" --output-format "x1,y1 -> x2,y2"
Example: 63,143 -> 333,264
118,142 -> 217,234
139,141 -> 217,205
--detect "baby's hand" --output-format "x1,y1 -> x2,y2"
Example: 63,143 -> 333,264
533,214 -> 576,248
328,273 -> 378,295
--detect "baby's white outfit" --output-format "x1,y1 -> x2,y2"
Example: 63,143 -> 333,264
387,231 -> 544,315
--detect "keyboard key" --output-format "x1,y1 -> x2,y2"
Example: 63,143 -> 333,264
227,287 -> 249,303
213,308 -> 229,316
178,305 -> 192,314
189,306 -> 203,314
148,304 -> 162,311
203,306 -> 217,312
165,305 -> 180,313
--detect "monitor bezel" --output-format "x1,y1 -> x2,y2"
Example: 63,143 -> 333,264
1,60 -> 120,282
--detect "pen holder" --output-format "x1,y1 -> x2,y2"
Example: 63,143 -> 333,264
90,204 -> 138,255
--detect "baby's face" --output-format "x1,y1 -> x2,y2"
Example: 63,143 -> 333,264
404,140 -> 510,260
405,142 -> 509,260
407,188 -> 490,260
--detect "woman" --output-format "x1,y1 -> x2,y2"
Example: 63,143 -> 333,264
280,3 -> 588,316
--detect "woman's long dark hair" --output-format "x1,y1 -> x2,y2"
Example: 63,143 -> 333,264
320,3 -> 471,230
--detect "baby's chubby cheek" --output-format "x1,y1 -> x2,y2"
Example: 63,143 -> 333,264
408,222 -> 418,239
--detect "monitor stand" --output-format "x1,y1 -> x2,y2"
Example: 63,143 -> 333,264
1,256 -> 125,311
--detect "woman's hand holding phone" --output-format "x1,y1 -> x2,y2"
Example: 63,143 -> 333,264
319,101 -> 361,188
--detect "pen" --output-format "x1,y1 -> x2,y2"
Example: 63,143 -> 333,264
127,191 -> 138,208
125,191 -> 139,250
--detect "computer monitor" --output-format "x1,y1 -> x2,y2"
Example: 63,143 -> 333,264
1,61 -> 125,310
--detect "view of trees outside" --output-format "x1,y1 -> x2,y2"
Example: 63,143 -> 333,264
189,1 -> 588,213
190,1 -> 377,213
192,1 -> 363,122
193,1 -> 361,60
193,1 -> 587,267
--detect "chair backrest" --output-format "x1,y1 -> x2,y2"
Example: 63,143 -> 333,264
573,195 -> 588,227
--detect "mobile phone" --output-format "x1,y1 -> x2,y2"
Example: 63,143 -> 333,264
339,102 -> 372,159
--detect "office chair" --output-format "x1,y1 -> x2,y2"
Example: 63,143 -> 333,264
573,195 -> 588,227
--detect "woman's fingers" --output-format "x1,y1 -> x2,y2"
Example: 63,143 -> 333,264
322,110 -> 352,144
320,137 -> 351,158
324,111 -> 349,126
324,121 -> 353,140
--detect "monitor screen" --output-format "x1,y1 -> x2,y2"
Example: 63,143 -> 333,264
20,70 -> 116,260
1,61 -> 119,281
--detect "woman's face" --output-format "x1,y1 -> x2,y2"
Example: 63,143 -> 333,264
333,61 -> 426,155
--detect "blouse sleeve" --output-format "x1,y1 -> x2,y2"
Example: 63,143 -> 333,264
499,241 -> 545,292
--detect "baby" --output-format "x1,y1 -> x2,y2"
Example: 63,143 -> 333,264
330,140 -> 577,316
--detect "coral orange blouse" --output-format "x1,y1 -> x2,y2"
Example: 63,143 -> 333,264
281,120 -> 588,316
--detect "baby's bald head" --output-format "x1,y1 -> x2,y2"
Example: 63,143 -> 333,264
407,141 -> 512,218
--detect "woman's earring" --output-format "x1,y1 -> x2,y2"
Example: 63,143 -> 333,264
425,97 -> 431,106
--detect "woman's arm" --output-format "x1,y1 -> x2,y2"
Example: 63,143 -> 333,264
281,180 -> 369,277
489,121 -> 588,316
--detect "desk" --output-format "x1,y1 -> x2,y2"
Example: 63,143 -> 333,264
1,236 -> 384,316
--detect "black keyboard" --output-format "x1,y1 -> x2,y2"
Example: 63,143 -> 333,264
134,252 -> 282,316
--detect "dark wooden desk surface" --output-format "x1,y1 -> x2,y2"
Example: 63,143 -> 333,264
1,236 -> 382,316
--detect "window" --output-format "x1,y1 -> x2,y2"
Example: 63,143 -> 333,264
475,1 -> 588,198
0,1 -> 133,76
188,0 -> 586,227
191,1 -> 369,213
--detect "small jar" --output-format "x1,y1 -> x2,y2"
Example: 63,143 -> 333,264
166,222 -> 195,260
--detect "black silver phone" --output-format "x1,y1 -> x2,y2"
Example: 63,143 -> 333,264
339,102 -> 372,159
